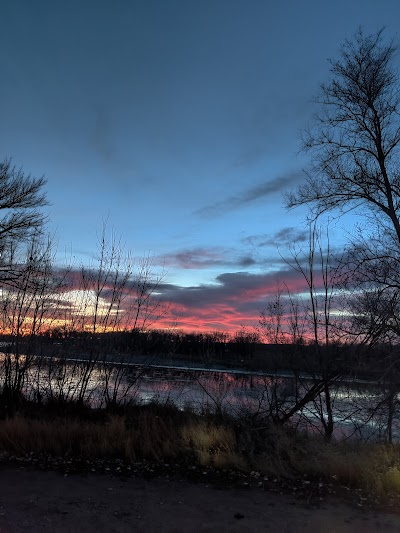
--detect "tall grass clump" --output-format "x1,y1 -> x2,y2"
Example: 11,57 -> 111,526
181,421 -> 245,470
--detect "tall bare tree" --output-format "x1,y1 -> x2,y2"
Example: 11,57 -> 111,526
257,224 -> 355,439
0,234 -> 54,408
287,28 -> 400,440
287,28 -> 400,244
0,159 -> 47,285
49,223 -> 167,406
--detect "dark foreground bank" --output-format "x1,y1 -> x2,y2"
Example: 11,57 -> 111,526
0,466 -> 400,533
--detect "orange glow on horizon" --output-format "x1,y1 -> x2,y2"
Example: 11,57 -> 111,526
0,267 -> 323,337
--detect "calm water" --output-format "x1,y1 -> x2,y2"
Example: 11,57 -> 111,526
22,358 -> 399,440
1,354 -> 398,441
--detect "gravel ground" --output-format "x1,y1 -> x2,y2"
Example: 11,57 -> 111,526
0,465 -> 400,532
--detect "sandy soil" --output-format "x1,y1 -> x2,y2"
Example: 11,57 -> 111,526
0,466 -> 399,532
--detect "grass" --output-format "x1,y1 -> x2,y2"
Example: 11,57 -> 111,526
0,403 -> 186,462
0,400 -> 399,500
181,421 -> 246,469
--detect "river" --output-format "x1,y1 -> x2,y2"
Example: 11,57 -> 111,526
11,356 -> 397,442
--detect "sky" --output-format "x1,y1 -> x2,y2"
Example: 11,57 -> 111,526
1,0 -> 400,334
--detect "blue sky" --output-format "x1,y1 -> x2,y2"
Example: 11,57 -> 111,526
1,0 -> 399,332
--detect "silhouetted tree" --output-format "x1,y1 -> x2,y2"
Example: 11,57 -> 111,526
287,28 -> 400,440
0,159 -> 47,285
258,224 -> 348,438
287,29 -> 400,242
0,234 -> 54,409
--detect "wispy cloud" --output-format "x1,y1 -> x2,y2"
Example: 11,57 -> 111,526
156,247 -> 256,270
195,172 -> 301,218
243,227 -> 309,248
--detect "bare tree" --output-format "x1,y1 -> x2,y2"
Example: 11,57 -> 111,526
290,224 -> 345,440
347,286 -> 400,442
0,234 -> 54,408
0,160 -> 47,409
287,28 -> 400,245
48,223 -> 168,407
258,286 -> 307,426
260,284 -> 306,345
285,28 -> 400,440
257,224 -> 352,439
0,159 -> 47,285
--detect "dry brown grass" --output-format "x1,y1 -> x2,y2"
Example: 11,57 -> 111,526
181,421 -> 246,470
0,412 -> 182,462
252,428 -> 400,498
1,406 -> 400,500
0,415 -> 133,459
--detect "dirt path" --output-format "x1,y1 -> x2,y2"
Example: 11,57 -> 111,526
0,467 -> 399,532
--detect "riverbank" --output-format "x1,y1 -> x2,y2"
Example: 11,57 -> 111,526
0,401 -> 400,504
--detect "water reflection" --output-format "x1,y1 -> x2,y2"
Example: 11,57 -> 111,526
1,355 -> 398,441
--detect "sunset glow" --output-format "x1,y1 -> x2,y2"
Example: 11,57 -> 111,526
1,2 -> 396,337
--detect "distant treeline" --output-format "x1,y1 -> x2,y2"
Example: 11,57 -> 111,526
0,327 -> 393,380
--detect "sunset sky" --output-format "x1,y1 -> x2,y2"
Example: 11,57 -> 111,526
1,0 -> 400,333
